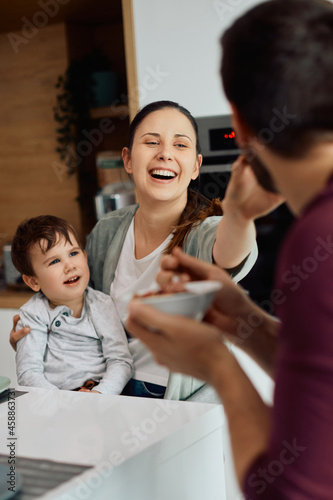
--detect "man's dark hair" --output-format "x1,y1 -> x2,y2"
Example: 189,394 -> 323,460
11,215 -> 83,276
221,0 -> 333,157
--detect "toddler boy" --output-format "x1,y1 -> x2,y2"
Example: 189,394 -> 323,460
11,215 -> 133,394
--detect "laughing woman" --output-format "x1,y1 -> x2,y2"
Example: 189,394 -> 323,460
11,100 -> 282,400
84,100 -> 281,400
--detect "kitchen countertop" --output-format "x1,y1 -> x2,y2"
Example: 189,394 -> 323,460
0,289 -> 34,309
0,387 -> 227,499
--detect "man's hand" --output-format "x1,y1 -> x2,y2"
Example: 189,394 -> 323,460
126,269 -> 272,487
127,299 -> 233,385
157,249 -> 280,376
9,314 -> 30,351
157,248 -> 253,340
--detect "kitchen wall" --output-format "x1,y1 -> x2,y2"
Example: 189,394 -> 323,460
131,0 -> 267,117
0,309 -> 19,386
0,22 -> 82,254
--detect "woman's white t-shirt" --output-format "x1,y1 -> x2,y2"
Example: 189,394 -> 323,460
110,220 -> 172,386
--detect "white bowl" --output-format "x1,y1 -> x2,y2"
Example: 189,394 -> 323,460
126,281 -> 222,321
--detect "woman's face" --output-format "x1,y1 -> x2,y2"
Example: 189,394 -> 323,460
123,108 -> 202,205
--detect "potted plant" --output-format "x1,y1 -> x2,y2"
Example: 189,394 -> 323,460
53,48 -> 119,173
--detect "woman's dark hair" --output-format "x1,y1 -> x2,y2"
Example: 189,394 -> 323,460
12,215 -> 83,276
165,188 -> 222,254
126,100 -> 201,154
221,0 -> 333,158
126,100 -> 222,253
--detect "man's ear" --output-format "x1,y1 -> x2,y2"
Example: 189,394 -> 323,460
22,275 -> 40,292
122,147 -> 132,174
230,102 -> 253,147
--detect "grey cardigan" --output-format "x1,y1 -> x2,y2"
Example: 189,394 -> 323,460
86,204 -> 257,401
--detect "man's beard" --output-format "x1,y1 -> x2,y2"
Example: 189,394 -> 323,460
243,148 -> 280,194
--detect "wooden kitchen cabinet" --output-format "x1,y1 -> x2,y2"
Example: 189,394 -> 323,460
0,0 -> 138,307
62,0 -> 139,237
64,8 -> 131,236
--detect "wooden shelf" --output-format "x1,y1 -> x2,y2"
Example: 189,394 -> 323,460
0,290 -> 34,309
90,104 -> 129,120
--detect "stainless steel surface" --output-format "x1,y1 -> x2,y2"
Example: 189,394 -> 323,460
200,164 -> 233,174
196,114 -> 240,173
95,182 -> 136,220
3,244 -> 25,288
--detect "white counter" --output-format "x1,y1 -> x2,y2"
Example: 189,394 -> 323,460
0,387 -> 227,499
0,305 -> 273,500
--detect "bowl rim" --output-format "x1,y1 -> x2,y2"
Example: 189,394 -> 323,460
131,280 -> 223,305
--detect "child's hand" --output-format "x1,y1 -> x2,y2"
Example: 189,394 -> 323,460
77,380 -> 100,392
77,388 -> 101,393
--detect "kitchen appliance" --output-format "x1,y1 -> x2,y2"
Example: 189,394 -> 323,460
196,114 -> 240,173
195,114 -> 240,200
94,182 -> 136,220
3,244 -> 26,288
195,118 -> 294,311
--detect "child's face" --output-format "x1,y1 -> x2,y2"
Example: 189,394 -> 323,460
23,234 -> 90,308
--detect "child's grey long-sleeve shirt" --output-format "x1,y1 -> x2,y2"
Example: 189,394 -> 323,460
15,287 -> 133,394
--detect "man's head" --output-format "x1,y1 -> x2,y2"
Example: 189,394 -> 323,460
221,0 -> 333,159
12,216 -> 89,305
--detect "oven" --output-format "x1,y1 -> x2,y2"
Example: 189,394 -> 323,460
196,114 -> 240,200
196,117 -> 294,309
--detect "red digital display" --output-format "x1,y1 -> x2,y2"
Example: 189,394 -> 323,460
209,127 -> 237,151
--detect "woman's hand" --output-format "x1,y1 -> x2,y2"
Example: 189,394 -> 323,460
212,155 -> 284,270
222,155 -> 284,221
9,314 -> 30,351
